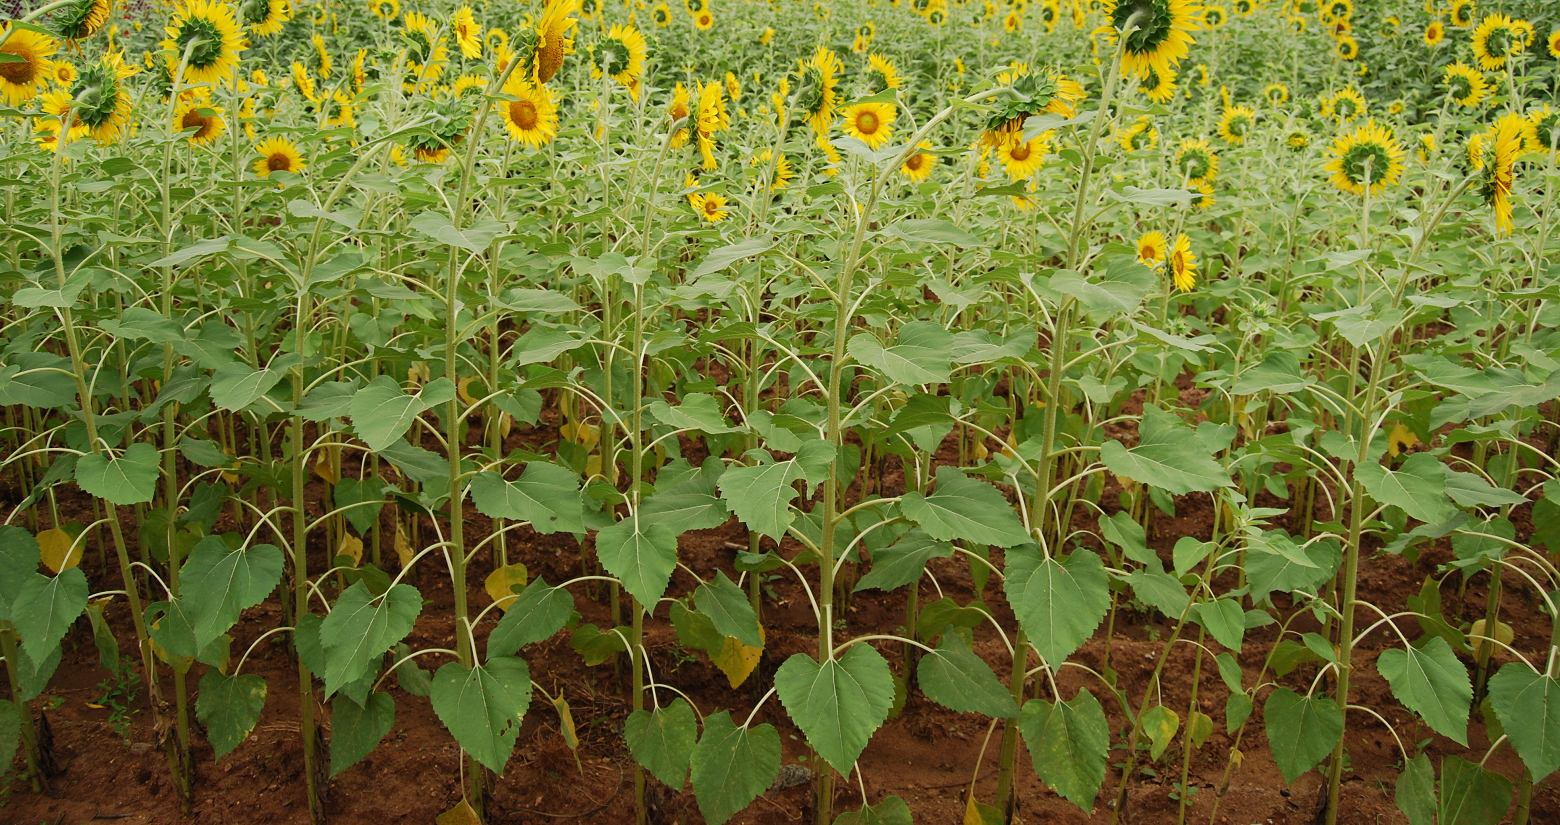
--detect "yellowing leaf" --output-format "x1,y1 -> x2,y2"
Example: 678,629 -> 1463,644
314,451 -> 339,485
1000,431 -> 1018,459
585,453 -> 602,478
458,376 -> 483,405
484,563 -> 529,611
1470,618 -> 1514,658
963,793 -> 1002,825
1188,709 -> 1215,749
1142,704 -> 1180,761
973,441 -> 989,461
710,626 -> 764,689
38,527 -> 81,573
560,420 -> 599,450
394,522 -> 414,568
1388,422 -> 1418,457
336,534 -> 363,567
407,361 -> 431,388
499,412 -> 513,439
435,798 -> 482,825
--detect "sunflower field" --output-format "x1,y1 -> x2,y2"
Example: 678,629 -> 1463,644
0,0 -> 1558,821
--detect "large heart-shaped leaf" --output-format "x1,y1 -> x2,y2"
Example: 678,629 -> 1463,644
1376,637 -> 1471,746
486,577 -> 576,659
430,656 -> 533,775
689,712 -> 780,825
75,443 -> 160,506
901,466 -> 1028,548
330,691 -> 395,776
625,697 -> 698,789
774,644 -> 895,774
12,568 -> 87,663
1018,689 -> 1110,811
692,571 -> 762,648
468,462 -> 583,534
1100,405 -> 1232,495
1264,688 -> 1344,784
595,514 -> 678,610
180,536 -> 284,649
318,581 -> 422,696
196,670 -> 266,760
1003,545 -> 1109,669
1357,452 -> 1456,525
1488,663 -> 1560,781
348,375 -> 456,452
917,629 -> 1017,718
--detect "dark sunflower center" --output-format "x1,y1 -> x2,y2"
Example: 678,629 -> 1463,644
182,108 -> 206,130
1140,244 -> 1157,259
1342,143 -> 1389,185
0,45 -> 37,83
510,99 -> 538,129
906,154 -> 926,171
703,199 -> 720,214
175,17 -> 225,69
242,0 -> 271,26
1010,143 -> 1030,161
268,152 -> 292,171
1113,0 -> 1172,53
856,111 -> 879,133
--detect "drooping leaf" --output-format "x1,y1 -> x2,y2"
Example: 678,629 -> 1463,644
1264,688 -> 1344,784
901,466 -> 1029,548
835,795 -> 914,825
429,656 -> 533,775
468,462 -> 583,534
688,712 -> 781,825
624,697 -> 698,789
348,375 -> 456,452
1003,546 -> 1110,669
595,514 -> 679,611
334,477 -> 387,535
917,630 -> 1018,718
1100,405 -> 1232,495
774,645 -> 896,774
12,568 -> 88,663
1396,752 -> 1436,825
1438,755 -> 1512,825
0,527 -> 41,623
180,536 -> 284,649
848,321 -> 955,386
196,670 -> 266,760
692,571 -> 762,648
318,581 -> 422,696
1018,689 -> 1109,811
330,691 -> 395,776
1487,663 -> 1560,781
855,529 -> 954,593
1357,453 -> 1456,525
1141,705 -> 1180,761
486,577 -> 576,659
1376,637 -> 1471,746
75,443 -> 160,506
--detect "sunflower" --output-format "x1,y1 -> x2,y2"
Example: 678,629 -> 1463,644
311,33 -> 332,78
998,133 -> 1050,180
596,24 -> 647,91
1108,0 -> 1202,80
1234,0 -> 1252,14
669,81 -> 691,146
842,100 -> 895,148
685,0 -> 703,12
1443,62 -> 1486,107
1259,82 -> 1287,105
853,21 -> 876,52
498,73 -> 558,147
403,11 -> 449,88
1136,231 -> 1168,267
693,8 -> 713,29
451,73 -> 484,96
1334,32 -> 1358,60
54,0 -> 114,42
1175,138 -> 1218,184
690,191 -> 730,222
351,48 -> 367,91
900,141 -> 935,181
1324,118 -> 1406,197
1470,13 -> 1527,71
485,27 -> 507,53
760,27 -> 774,44
369,0 -> 398,19
1203,5 -> 1225,27
253,136 -> 305,177
404,93 -> 474,162
240,0 -> 290,37
1415,132 -> 1434,162
42,52 -> 134,144
865,53 -> 901,92
694,79 -> 729,171
33,117 -> 63,153
1004,9 -> 1023,31
1530,105 -> 1559,156
1330,87 -> 1365,122
1116,116 -> 1158,151
453,6 -> 482,59
769,77 -> 788,127
532,0 -> 579,83
1423,19 -> 1444,45
291,61 -> 317,100
1449,0 -> 1473,28
1320,0 -> 1348,20
1549,29 -> 1560,59
1136,64 -> 1177,102
795,46 -> 841,141
51,60 -> 77,86
1216,105 -> 1255,145
172,89 -> 226,144
0,25 -> 57,106
1168,233 -> 1197,291
161,0 -> 246,86
1287,129 -> 1309,149
1040,0 -> 1060,30
320,90 -> 354,128
750,149 -> 793,189
1476,113 -> 1532,235
650,2 -> 672,25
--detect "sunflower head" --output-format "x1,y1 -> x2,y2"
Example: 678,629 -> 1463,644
453,6 -> 483,59
1443,62 -> 1486,107
693,9 -> 713,29
161,0 -> 247,86
1476,113 -> 1533,234
1137,64 -> 1178,103
1286,129 -> 1308,150
0,25 -> 58,106
498,72 -> 558,148
369,0 -> 398,19
532,0 -> 579,82
52,52 -> 136,143
1423,19 -> 1444,45
652,3 -> 671,26
1549,28 -> 1560,59
1216,105 -> 1255,145
1449,0 -> 1473,28
1330,87 -> 1365,122
1530,105 -> 1559,156
900,141 -> 935,181
54,0 -> 114,42
1324,118 -> 1406,198
173,89 -> 226,144
1110,0 -> 1201,79
1471,13 -> 1528,71
253,135 -> 304,177
842,100 -> 896,148
793,46 -> 840,135
1334,32 -> 1357,59
1169,233 -> 1197,291
404,92 -> 476,162
1135,231 -> 1168,267
596,24 -> 646,87
1203,5 -> 1224,27
1263,82 -> 1288,105
1175,138 -> 1218,184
